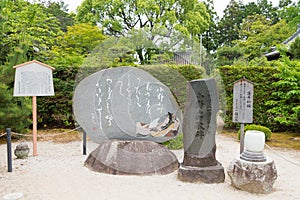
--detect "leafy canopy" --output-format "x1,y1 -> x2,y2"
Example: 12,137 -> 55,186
0,0 -> 63,66
237,15 -> 293,60
76,0 -> 210,64
266,57 -> 300,129
76,0 -> 210,37
290,37 -> 300,59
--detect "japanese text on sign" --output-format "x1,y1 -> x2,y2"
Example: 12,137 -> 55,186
13,61 -> 54,97
233,78 -> 253,123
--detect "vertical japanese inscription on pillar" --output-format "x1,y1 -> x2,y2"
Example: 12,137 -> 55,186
233,78 -> 253,123
183,78 -> 219,156
195,91 -> 211,140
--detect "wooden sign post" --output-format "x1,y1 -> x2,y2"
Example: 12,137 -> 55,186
233,77 -> 254,154
13,60 -> 55,156
32,96 -> 37,156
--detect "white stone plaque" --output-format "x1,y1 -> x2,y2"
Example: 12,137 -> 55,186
13,60 -> 55,96
233,78 -> 253,123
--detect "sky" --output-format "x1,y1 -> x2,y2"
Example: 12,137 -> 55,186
61,0 -> 281,17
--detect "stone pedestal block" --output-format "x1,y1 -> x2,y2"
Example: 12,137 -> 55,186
178,162 -> 225,183
227,157 -> 277,193
178,146 -> 225,183
85,140 -> 179,175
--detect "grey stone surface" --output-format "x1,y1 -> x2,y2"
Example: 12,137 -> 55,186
178,78 -> 224,183
73,67 -> 181,143
182,145 -> 218,167
183,78 -> 219,156
240,150 -> 267,162
178,163 -> 225,183
84,140 -> 179,175
14,142 -> 30,159
227,157 -> 277,194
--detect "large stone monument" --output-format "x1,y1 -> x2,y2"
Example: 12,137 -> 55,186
73,67 -> 181,175
178,78 -> 225,183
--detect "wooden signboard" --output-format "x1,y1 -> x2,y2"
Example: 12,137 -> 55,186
233,77 -> 253,123
233,77 -> 254,154
13,60 -> 55,156
13,60 -> 54,97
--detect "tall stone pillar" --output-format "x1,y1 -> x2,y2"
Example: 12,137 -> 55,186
178,78 -> 225,183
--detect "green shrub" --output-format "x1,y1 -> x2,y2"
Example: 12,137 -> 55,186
238,124 -> 272,141
163,133 -> 183,150
37,64 -> 80,128
0,83 -> 31,133
138,64 -> 205,110
266,57 -> 300,131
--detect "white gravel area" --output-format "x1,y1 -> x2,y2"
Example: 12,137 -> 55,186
1,134 -> 300,200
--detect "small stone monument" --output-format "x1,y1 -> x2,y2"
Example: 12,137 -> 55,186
228,130 -> 277,193
14,141 -> 30,159
73,67 -> 181,175
178,78 -> 225,183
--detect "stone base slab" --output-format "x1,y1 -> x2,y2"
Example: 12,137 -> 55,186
178,163 -> 225,183
84,140 -> 179,175
227,157 -> 277,194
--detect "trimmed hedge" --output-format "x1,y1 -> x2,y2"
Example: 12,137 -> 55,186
218,66 -> 279,130
238,124 -> 272,141
37,64 -> 205,128
37,63 -> 299,133
139,65 -> 205,109
37,65 -> 79,128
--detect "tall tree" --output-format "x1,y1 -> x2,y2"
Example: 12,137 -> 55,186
216,0 -> 281,48
57,23 -> 106,55
279,0 -> 293,7
39,0 -> 75,32
217,0 -> 244,47
257,0 -> 279,24
244,2 -> 260,16
76,0 -> 210,63
202,0 -> 219,53
76,0 -> 210,37
0,0 -> 63,66
237,16 -> 293,61
278,0 -> 300,27
0,0 -> 63,132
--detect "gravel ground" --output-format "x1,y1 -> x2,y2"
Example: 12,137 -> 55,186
1,134 -> 300,200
